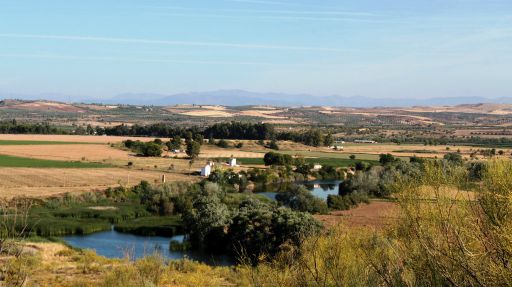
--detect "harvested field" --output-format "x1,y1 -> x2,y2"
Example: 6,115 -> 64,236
180,110 -> 233,117
0,168 -> 193,198
315,201 -> 398,229
236,109 -> 287,119
0,140 -> 98,145
0,101 -> 86,113
0,144 -> 131,161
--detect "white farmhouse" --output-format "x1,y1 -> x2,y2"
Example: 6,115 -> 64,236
201,164 -> 212,177
313,164 -> 323,170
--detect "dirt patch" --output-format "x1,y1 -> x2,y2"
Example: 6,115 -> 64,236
315,201 -> 398,229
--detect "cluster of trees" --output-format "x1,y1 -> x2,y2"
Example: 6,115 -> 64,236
0,119 -> 339,148
0,120 -> 63,134
275,186 -> 328,214
101,123 -> 201,138
105,175 -> 328,262
340,154 -> 423,199
327,191 -> 370,211
123,137 -> 202,158
182,193 -> 322,262
263,152 -> 294,166
204,122 -> 275,140
262,152 -> 344,180
278,129 -> 334,147
123,139 -> 163,157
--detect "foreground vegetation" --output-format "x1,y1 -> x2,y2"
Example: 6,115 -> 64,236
2,158 -> 512,286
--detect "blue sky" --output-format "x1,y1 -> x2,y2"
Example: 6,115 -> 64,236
0,0 -> 511,99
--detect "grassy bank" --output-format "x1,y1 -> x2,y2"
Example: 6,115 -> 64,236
114,216 -> 183,237
24,203 -> 180,237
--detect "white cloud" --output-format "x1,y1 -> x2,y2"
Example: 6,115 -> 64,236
0,33 -> 345,52
0,53 -> 317,66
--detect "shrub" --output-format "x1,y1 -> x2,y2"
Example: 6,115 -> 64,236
327,192 -> 369,211
275,186 -> 328,214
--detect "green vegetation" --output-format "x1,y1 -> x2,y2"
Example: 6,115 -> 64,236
275,186 -> 328,214
25,203 -> 151,236
0,154 -> 107,168
4,156 -> 512,286
327,192 -> 369,210
123,140 -> 163,157
215,139 -> 230,148
215,156 -> 376,168
239,160 -> 512,286
114,216 -> 183,237
186,140 -> 201,159
182,194 -> 321,263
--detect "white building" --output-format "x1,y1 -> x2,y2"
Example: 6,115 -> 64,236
201,164 -> 212,177
313,164 -> 323,170
229,158 -> 237,167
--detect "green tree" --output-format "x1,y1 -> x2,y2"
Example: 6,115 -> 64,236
186,141 -> 201,159
166,136 -> 182,150
268,139 -> 279,150
444,152 -> 463,165
323,133 -> 334,146
379,153 -> 396,165
216,139 -> 229,148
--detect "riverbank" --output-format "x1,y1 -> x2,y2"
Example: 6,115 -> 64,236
1,241 -> 237,286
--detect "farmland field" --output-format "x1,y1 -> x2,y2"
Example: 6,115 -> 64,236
0,140 -> 98,145
0,154 -> 107,168
0,167 -> 193,198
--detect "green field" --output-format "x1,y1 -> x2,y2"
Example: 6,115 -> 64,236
0,154 -> 108,168
0,140 -> 100,145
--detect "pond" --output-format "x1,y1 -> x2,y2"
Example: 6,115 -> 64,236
63,228 -> 234,266
256,179 -> 343,201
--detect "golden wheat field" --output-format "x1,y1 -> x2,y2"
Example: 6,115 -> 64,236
0,168 -> 194,198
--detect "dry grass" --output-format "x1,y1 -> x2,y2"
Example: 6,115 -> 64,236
179,110 -> 234,117
315,201 -> 398,229
0,168 -> 193,198
0,144 -> 133,161
0,101 -> 86,113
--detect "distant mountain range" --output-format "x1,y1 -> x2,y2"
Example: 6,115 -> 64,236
2,90 -> 512,108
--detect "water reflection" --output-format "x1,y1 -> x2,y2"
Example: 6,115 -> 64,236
256,180 -> 343,201
63,229 -> 233,266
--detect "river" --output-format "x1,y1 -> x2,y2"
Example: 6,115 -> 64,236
63,228 -> 233,265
